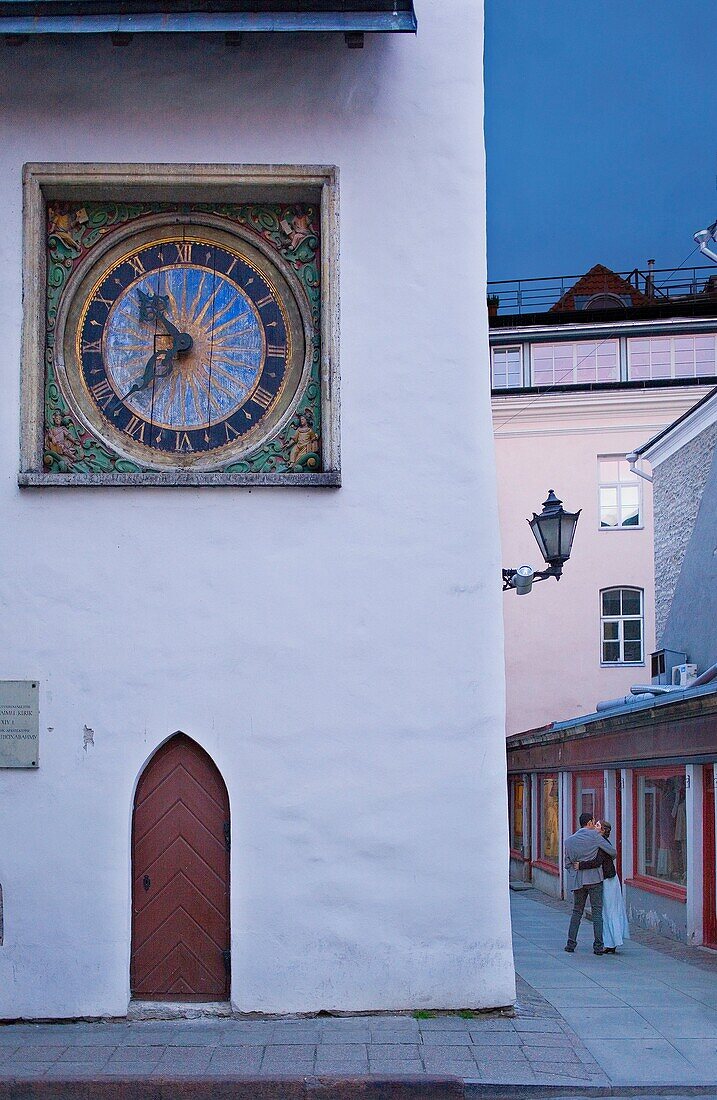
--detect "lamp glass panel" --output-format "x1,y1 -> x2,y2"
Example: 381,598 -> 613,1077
529,517 -> 550,562
558,512 -> 579,558
535,513 -> 561,561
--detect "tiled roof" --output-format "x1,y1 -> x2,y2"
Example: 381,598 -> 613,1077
550,263 -> 649,313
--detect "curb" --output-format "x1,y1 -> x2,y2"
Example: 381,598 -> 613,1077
3,1078 -> 717,1099
0,1076 -> 464,1100
465,1086 -> 717,1098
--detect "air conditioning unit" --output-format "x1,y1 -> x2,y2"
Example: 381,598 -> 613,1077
651,649 -> 687,685
671,663 -> 698,688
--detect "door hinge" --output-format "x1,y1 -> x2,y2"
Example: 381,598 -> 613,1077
223,822 -> 230,851
222,947 -> 231,973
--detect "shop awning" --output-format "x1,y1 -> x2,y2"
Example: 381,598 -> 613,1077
0,0 -> 417,35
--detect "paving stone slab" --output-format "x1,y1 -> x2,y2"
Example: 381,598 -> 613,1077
513,1019 -> 566,1033
324,1026 -> 372,1039
420,1032 -> 475,1047
468,1032 -> 522,1046
581,1036 -> 706,1085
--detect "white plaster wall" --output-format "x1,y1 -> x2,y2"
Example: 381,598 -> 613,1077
494,386 -> 712,736
0,2 -> 515,1017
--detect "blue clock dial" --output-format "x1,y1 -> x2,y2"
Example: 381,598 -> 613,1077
77,237 -> 290,457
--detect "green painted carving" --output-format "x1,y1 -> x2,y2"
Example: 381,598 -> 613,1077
44,201 -> 322,476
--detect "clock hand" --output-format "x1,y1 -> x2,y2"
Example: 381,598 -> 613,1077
137,289 -> 193,354
124,288 -> 191,400
124,345 -> 177,399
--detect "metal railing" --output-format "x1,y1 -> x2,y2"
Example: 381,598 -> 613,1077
487,265 -> 717,318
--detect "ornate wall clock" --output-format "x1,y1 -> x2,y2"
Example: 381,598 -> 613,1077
20,165 -> 339,487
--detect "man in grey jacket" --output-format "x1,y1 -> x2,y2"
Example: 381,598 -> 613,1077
563,812 -> 617,955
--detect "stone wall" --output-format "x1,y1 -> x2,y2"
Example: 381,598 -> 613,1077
653,422 -> 717,644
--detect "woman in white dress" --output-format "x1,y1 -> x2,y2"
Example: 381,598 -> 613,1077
578,821 -> 630,953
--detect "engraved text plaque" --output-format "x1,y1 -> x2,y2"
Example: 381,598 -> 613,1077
0,681 -> 39,768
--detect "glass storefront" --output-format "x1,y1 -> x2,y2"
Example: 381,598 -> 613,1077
539,775 -> 560,865
636,767 -> 687,888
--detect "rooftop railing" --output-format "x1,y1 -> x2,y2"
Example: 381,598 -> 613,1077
487,265 -> 717,318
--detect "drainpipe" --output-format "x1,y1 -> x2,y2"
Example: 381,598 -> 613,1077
626,450 -> 653,484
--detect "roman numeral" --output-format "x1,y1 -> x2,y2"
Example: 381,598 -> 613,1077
124,416 -> 146,443
175,242 -> 193,264
224,422 -> 242,442
90,379 -> 117,410
267,345 -> 286,358
256,294 -> 273,308
82,338 -> 102,355
175,431 -> 193,452
127,255 -> 146,276
226,258 -> 238,276
252,386 -> 273,410
95,291 -> 114,309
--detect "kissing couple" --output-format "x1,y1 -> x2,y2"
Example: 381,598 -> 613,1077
564,813 -> 630,955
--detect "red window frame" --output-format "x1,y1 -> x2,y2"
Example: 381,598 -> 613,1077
535,772 -> 560,872
628,765 -> 687,902
508,775 -> 526,860
704,764 -> 716,948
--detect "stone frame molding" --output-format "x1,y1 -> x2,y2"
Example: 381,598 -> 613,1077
19,162 -> 340,488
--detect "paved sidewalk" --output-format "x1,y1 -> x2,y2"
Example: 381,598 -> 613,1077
0,1007 -> 607,1091
0,892 -> 715,1095
512,889 -> 717,1088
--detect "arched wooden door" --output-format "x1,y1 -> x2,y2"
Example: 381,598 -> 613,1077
131,734 -> 230,1000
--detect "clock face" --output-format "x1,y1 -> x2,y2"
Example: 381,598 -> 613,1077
58,221 -> 308,468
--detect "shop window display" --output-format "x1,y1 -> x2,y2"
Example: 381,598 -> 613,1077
637,769 -> 687,888
539,775 -> 560,865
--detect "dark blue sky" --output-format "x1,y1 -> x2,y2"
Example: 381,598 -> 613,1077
485,0 -> 717,283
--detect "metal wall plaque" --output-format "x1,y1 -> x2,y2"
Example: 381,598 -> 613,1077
0,681 -> 39,768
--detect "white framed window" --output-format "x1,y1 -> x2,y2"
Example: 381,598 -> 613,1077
530,339 -> 619,386
491,346 -> 522,389
598,456 -> 642,529
627,334 -> 717,381
600,587 -> 644,664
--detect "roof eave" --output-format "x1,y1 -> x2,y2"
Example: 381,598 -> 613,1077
0,5 -> 418,34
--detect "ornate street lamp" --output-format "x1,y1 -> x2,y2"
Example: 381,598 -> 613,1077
502,489 -> 581,595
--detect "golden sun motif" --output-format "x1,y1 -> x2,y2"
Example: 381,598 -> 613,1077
104,265 -> 266,431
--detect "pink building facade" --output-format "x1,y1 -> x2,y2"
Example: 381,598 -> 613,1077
490,266 -> 717,735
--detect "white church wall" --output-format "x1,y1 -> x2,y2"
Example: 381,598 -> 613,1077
0,0 -> 515,1017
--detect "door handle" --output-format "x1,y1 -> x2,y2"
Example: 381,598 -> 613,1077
143,875 -> 151,892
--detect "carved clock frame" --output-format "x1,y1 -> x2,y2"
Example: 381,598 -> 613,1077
20,163 -> 340,487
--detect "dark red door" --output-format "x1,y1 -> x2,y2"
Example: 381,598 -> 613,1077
704,765 -> 717,948
131,734 -> 230,1000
